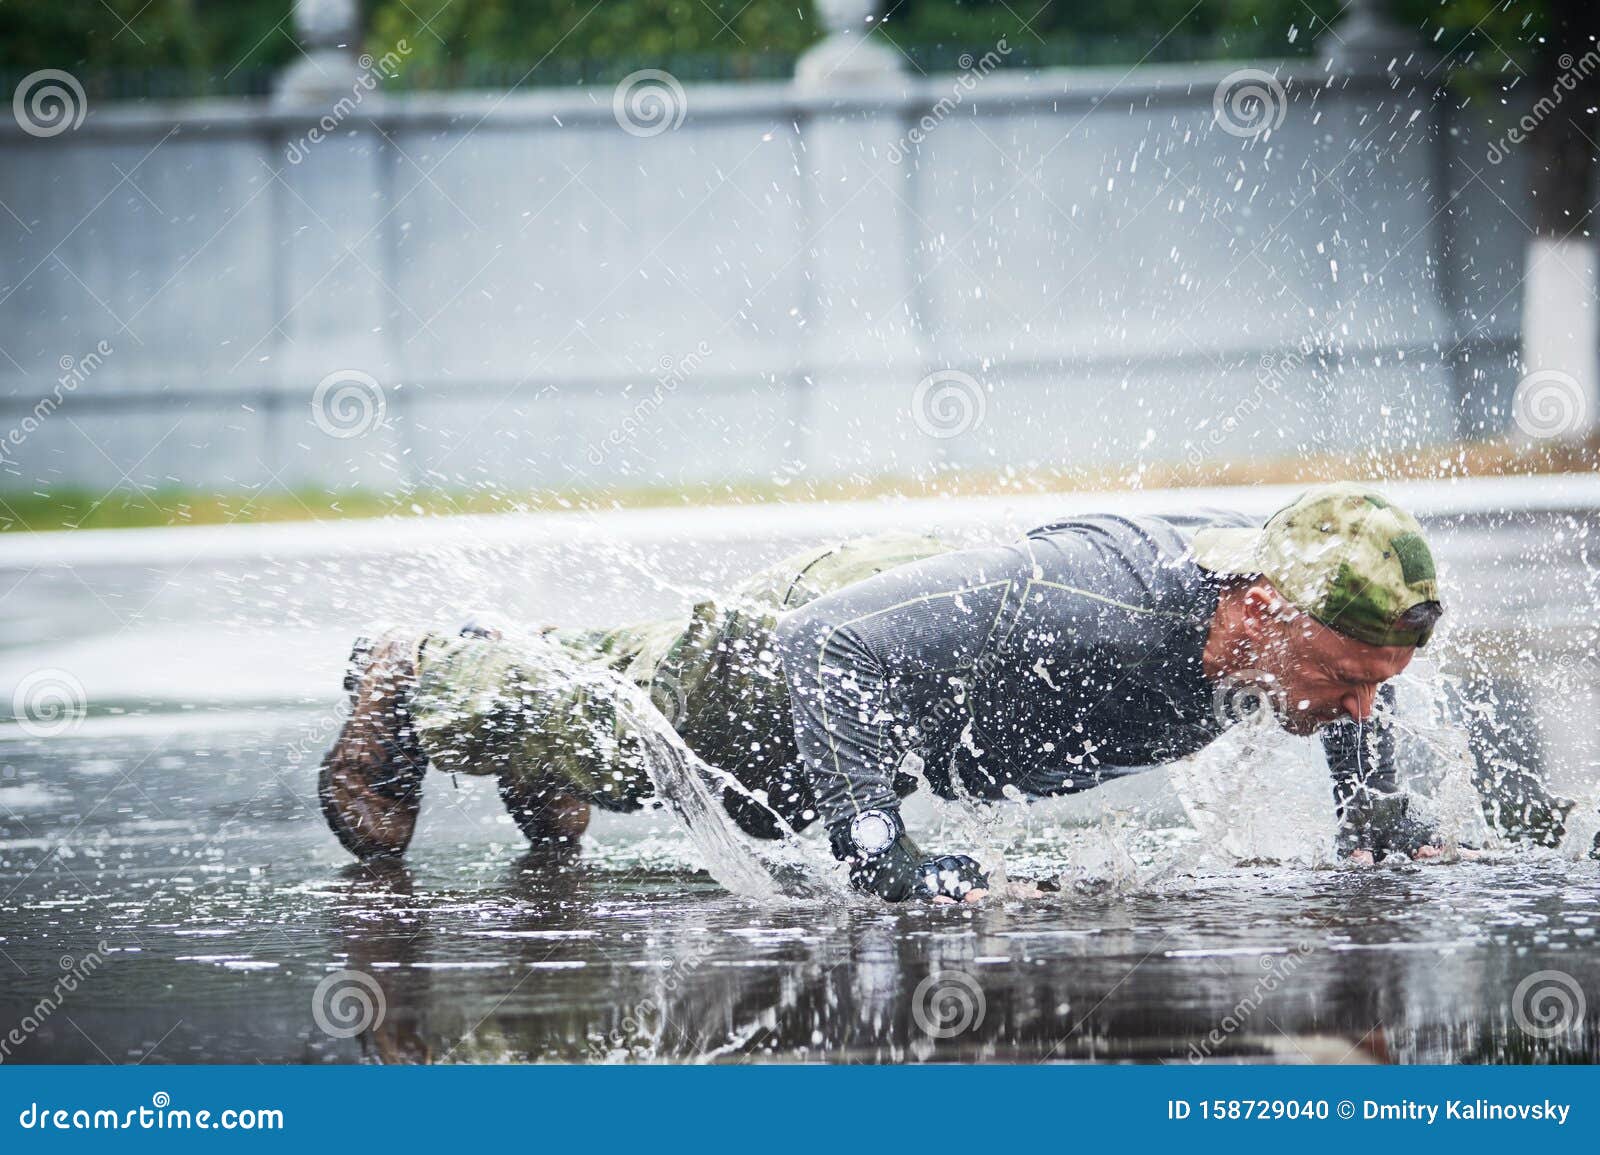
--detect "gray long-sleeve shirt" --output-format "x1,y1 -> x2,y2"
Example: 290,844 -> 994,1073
775,510 -> 1391,830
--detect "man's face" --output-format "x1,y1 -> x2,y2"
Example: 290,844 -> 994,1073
1248,586 -> 1415,735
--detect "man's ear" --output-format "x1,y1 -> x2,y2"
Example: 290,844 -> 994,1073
1238,581 -> 1276,637
1238,580 -> 1299,641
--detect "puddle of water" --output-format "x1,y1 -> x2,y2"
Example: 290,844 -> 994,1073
0,713 -> 1595,1064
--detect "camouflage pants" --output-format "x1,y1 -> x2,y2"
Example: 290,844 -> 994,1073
407,533 -> 951,838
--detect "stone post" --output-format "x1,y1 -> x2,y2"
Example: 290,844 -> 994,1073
274,0 -> 363,103
1316,0 -> 1424,75
796,0 -> 902,87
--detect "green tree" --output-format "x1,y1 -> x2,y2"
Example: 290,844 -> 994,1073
0,0 -> 297,93
364,0 -> 822,84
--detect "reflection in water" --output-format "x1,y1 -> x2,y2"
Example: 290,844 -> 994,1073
0,693 -> 1596,1065
301,856 -> 1600,1065
332,861 -> 432,1065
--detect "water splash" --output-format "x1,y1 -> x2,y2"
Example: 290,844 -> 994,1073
603,667 -> 845,901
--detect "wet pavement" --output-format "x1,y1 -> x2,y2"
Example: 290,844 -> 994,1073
2,714 -> 1598,1064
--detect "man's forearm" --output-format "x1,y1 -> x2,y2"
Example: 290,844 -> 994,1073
1322,682 -> 1442,856
773,545 -> 1025,899
1322,682 -> 1399,812
773,544 -> 1019,829
775,611 -> 903,825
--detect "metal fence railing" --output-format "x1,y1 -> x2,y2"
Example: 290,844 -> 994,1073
2,30 -> 1324,104
0,67 -> 278,103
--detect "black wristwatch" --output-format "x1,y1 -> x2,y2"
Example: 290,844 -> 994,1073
828,809 -> 989,903
829,808 -> 918,901
835,808 -> 904,859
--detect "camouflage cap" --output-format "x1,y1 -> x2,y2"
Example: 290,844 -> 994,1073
1191,482 -> 1442,648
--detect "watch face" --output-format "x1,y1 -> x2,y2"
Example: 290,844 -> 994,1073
850,810 -> 897,856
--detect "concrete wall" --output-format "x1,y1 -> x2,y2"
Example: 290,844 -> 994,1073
0,54 -> 1560,496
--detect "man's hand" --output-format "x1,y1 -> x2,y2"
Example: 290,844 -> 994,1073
829,810 -> 989,904
915,854 -> 989,903
848,841 -> 990,903
1346,843 -> 1481,866
1337,789 -> 1449,862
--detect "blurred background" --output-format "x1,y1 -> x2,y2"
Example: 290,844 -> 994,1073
1,0 -> 1597,530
